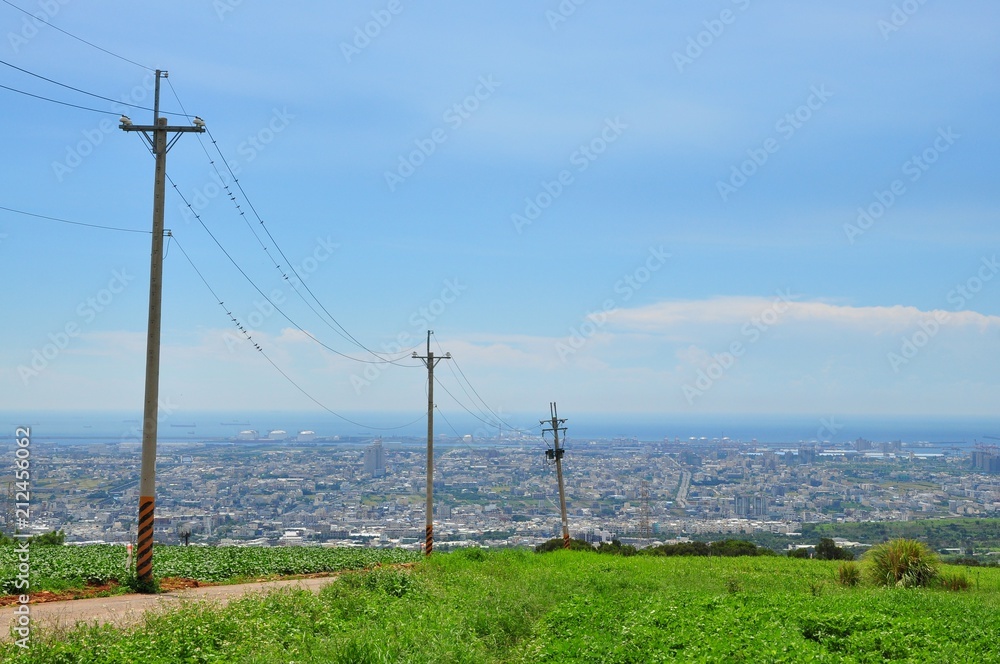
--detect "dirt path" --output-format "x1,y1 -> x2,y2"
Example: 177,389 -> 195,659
1,576 -> 338,640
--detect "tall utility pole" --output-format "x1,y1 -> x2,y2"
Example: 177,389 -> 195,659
412,330 -> 450,556
120,70 -> 204,590
542,403 -> 570,549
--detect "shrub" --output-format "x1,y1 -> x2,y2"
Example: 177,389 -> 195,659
816,538 -> 854,561
864,538 -> 939,588
838,561 -> 861,587
938,571 -> 970,591
535,538 -> 594,553
596,540 -> 637,556
643,541 -> 710,557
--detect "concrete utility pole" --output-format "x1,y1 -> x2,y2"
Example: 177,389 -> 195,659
119,70 -> 204,590
541,403 -> 570,549
412,330 -> 450,556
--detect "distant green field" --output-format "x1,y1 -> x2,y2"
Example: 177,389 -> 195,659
0,544 -> 419,594
5,549 -> 1000,662
802,517 -> 1000,551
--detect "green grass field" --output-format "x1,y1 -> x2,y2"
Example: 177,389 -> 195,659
4,549 -> 1000,662
0,544 -> 420,594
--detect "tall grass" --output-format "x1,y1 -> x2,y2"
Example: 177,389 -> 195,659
864,538 -> 939,588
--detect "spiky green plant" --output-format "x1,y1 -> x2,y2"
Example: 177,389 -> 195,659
938,570 -> 970,591
837,561 -> 861,587
864,538 -> 939,588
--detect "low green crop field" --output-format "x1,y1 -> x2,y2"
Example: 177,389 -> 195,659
4,549 -> 1000,662
0,544 -> 419,594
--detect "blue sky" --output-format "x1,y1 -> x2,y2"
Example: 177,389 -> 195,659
1,0 -> 998,426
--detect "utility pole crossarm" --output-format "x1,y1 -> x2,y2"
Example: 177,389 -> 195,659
120,69 -> 204,591
541,402 -> 571,549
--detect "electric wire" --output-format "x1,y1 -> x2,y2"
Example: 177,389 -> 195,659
432,375 -> 509,430
165,171 -> 407,366
0,204 -> 150,233
0,58 -> 188,116
432,337 -> 540,435
0,82 -> 119,114
0,0 -> 155,72
208,123 -> 395,361
164,78 -> 409,364
170,232 -> 426,432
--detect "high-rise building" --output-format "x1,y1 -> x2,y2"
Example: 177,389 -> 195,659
364,438 -> 386,477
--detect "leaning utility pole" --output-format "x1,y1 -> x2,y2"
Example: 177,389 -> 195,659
119,70 -> 204,590
412,330 -> 450,556
541,403 -> 570,549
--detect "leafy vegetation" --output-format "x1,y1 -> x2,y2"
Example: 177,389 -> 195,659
938,570 -> 971,591
643,538 -> 775,557
837,561 -> 861,587
815,537 -> 854,561
0,544 -> 419,594
802,518 -> 1000,552
0,531 -> 65,547
4,550 -> 1000,662
864,538 -> 940,588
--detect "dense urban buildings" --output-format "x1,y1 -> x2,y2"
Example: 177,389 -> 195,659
7,433 -> 999,552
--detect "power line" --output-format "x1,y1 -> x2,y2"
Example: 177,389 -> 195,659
171,233 -> 426,432
0,0 -> 154,71
0,58 -> 188,116
165,172 -> 410,366
432,374 -> 505,430
0,204 -> 150,234
208,122 -> 394,360
164,78 -> 404,364
431,337 -> 539,435
0,81 -> 118,114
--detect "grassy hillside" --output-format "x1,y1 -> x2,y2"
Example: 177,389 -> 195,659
6,549 -> 1000,662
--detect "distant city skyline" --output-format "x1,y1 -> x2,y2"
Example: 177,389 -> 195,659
2,2 -> 998,421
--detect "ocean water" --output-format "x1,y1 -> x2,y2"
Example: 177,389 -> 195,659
3,411 -> 999,446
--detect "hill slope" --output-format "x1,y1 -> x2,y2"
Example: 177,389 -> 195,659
5,550 -> 1000,662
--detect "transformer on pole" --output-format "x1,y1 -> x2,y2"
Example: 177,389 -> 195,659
541,402 -> 570,548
